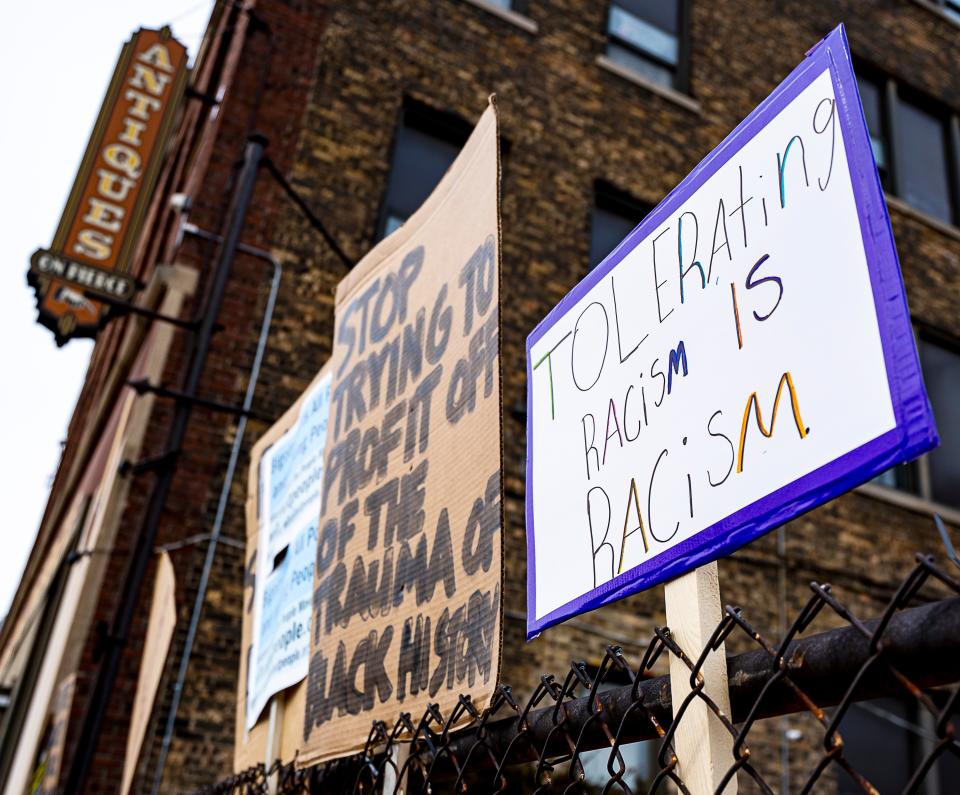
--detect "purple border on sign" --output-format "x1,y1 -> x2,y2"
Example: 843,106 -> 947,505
524,25 -> 938,640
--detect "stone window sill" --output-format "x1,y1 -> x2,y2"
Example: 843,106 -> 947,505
856,481 -> 960,528
596,54 -> 701,115
884,193 -> 960,243
461,0 -> 538,34
911,0 -> 960,29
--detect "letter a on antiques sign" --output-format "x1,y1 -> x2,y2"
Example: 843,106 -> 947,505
300,99 -> 504,764
27,27 -> 188,345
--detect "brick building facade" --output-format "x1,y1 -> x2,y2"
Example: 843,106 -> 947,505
1,1 -> 959,792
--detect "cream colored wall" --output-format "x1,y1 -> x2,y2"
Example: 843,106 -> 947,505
2,264 -> 197,795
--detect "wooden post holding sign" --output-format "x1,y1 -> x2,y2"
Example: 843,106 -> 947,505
525,26 -> 937,793
27,27 -> 188,345
664,564 -> 735,793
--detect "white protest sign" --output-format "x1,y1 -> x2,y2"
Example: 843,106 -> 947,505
247,372 -> 332,728
525,29 -> 936,638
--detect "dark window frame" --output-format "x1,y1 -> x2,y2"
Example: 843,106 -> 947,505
855,62 -> 960,227
930,0 -> 960,21
375,97 -> 475,241
604,0 -> 693,94
875,325 -> 960,510
914,327 -> 960,507
854,71 -> 893,190
484,0 -> 529,14
837,696 -> 959,794
575,661 -> 659,791
589,180 -> 652,270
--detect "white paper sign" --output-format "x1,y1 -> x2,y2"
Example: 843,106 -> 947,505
247,373 -> 331,727
526,56 -> 935,637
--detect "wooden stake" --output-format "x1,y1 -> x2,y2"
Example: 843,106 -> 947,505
264,694 -> 284,795
664,562 -> 737,794
382,741 -> 410,795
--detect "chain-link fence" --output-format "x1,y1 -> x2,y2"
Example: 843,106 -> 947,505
193,545 -> 960,794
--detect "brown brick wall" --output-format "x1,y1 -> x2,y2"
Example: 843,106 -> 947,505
41,0 -> 960,791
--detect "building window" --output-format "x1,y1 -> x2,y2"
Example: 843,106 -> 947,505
930,0 -> 960,22
378,100 -> 472,240
918,335 -> 960,507
480,0 -> 526,10
580,734 -> 657,792
875,333 -> 960,509
576,665 -> 658,792
855,68 -> 959,226
590,181 -> 651,269
605,0 -> 689,91
837,697 -> 960,794
871,461 -> 917,495
897,98 -> 955,224
856,74 -> 891,190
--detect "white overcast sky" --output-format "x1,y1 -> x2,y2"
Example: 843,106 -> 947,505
0,2 -> 215,618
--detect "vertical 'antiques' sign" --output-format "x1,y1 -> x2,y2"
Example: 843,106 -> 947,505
300,99 -> 503,764
525,26 -> 938,638
28,27 -> 188,345
246,369 -> 332,729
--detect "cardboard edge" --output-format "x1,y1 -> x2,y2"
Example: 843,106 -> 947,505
489,93 -> 506,711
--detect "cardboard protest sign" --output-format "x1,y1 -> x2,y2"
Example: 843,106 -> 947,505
235,365 -> 331,767
301,99 -> 503,764
525,25 -> 937,638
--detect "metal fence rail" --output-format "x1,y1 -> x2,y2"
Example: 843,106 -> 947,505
193,550 -> 960,794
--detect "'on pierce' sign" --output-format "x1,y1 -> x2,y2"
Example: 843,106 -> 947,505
525,25 -> 938,638
28,27 -> 187,345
